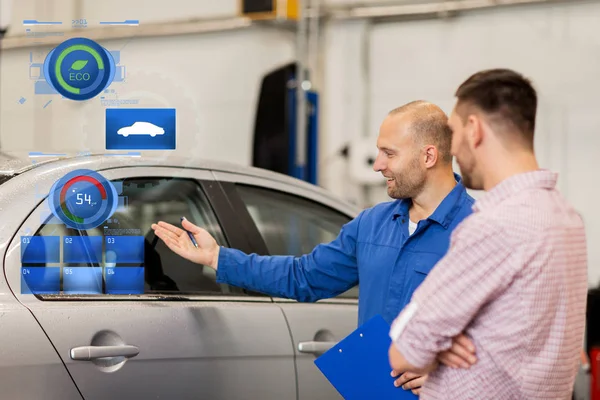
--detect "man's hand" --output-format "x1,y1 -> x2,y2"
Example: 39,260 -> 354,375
151,219 -> 220,269
437,334 -> 477,369
391,370 -> 426,395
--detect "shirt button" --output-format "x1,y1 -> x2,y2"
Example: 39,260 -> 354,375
402,219 -> 405,223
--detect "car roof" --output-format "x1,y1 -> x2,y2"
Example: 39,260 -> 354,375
0,151 -> 361,213
0,151 -> 303,186
0,152 -> 34,175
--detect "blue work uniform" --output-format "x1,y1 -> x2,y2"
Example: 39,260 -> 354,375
216,175 -> 475,326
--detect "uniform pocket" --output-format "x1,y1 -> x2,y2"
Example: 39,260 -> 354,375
412,253 -> 443,286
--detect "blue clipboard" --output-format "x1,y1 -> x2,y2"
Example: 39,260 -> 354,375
314,315 -> 419,399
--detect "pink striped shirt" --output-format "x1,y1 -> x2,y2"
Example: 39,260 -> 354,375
390,170 -> 588,399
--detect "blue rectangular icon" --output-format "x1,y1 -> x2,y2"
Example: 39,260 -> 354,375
105,108 -> 176,150
105,236 -> 145,264
105,267 -> 145,294
21,236 -> 60,263
34,80 -> 58,95
63,236 -> 102,264
21,266 -> 60,294
62,267 -> 103,294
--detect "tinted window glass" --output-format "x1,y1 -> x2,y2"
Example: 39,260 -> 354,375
236,185 -> 359,299
0,175 -> 12,185
30,177 -> 243,296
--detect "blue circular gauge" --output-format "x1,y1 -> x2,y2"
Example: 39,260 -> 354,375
48,169 -> 118,230
63,180 -> 104,219
43,38 -> 116,101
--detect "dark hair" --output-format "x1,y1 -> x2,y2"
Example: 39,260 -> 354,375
455,69 -> 537,147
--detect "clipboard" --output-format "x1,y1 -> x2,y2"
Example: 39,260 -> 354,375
314,315 -> 419,399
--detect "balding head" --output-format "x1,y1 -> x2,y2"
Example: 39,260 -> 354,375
388,101 -> 453,164
374,100 -> 454,200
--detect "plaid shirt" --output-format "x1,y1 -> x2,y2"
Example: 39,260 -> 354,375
390,170 -> 588,399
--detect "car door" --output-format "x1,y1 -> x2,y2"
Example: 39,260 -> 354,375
5,166 -> 296,400
213,171 -> 359,400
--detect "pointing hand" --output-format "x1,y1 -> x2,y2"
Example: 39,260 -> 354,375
151,218 -> 220,269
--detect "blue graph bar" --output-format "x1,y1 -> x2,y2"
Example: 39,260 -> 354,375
116,196 -> 129,212
105,267 -> 145,294
63,267 -> 103,294
113,66 -> 126,82
21,236 -> 60,263
21,266 -> 60,294
28,151 -> 66,157
99,20 -> 139,26
34,80 -> 58,95
23,20 -> 63,25
112,181 -> 124,195
105,152 -> 141,157
63,236 -> 102,264
109,50 -> 121,64
106,236 -> 144,264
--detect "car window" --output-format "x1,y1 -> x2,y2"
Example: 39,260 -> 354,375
0,175 -> 11,185
235,184 -> 359,299
28,177 -> 245,296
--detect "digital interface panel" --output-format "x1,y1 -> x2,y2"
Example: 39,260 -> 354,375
48,169 -> 119,230
20,172 -> 146,295
21,236 -> 60,263
21,233 -> 145,295
14,17 -> 185,297
21,266 -> 60,294
63,236 -> 102,263
106,236 -> 145,263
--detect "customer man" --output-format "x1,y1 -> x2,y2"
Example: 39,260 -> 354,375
152,100 -> 475,393
388,69 -> 588,399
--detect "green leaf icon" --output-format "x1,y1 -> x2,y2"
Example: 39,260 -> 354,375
70,60 -> 88,70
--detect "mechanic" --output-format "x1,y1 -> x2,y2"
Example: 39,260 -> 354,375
152,100 -> 475,395
388,69 -> 588,399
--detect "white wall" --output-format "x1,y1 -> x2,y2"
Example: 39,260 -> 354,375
2,0 -> 599,284
321,1 -> 600,285
0,0 -> 296,165
81,0 -> 238,23
319,19 -> 371,206
0,0 -> 14,31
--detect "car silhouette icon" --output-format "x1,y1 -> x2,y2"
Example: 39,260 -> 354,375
117,121 -> 165,137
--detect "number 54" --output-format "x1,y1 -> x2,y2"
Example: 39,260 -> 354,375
76,193 -> 92,205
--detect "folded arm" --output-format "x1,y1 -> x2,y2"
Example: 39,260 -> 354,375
389,345 -> 439,375
388,219 -> 516,373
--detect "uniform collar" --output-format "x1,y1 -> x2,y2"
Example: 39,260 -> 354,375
392,173 -> 467,229
472,169 -> 558,213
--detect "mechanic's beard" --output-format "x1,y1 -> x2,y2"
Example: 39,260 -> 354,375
387,161 -> 425,200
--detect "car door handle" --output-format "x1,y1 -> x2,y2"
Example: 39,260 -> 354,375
70,345 -> 140,361
298,341 -> 337,354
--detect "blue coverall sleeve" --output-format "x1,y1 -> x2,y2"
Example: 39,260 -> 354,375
215,211 -> 363,302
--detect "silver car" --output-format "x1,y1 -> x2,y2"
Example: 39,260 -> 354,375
0,154 -> 360,400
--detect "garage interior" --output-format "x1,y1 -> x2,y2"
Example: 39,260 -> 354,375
0,0 -> 598,399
